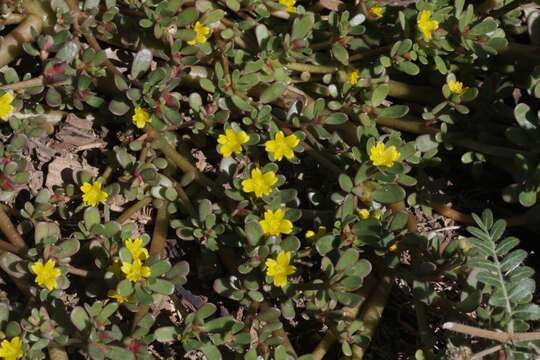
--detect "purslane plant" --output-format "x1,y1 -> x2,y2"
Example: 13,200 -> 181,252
0,0 -> 539,359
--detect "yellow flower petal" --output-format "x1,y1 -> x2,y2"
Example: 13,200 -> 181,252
31,259 -> 61,291
217,128 -> 249,157
242,168 -> 277,198
80,181 -> 108,206
259,209 -> 293,236
188,21 -> 211,45
369,142 -> 400,167
121,259 -> 152,282
125,237 -> 149,260
0,336 -> 23,360
448,80 -> 466,95
417,10 -> 439,42
265,131 -> 299,161
265,251 -> 296,288
278,0 -> 297,13
348,71 -> 359,85
132,106 -> 151,129
0,92 -> 15,121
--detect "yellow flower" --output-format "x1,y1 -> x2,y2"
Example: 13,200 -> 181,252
259,209 -> 293,236
125,237 -> 149,261
187,21 -> 210,46
348,70 -> 359,85
388,242 -> 399,252
31,259 -> 61,291
80,181 -> 108,207
121,259 -> 151,282
265,251 -> 296,288
358,209 -> 370,220
265,131 -> 300,161
371,209 -> 382,220
370,7 -> 383,19
305,226 -> 327,241
369,142 -> 400,167
217,128 -> 250,157
417,10 -> 439,42
448,80 -> 466,95
241,168 -> 278,198
107,290 -> 131,304
132,106 -> 151,129
0,336 -> 23,360
279,0 -> 297,13
0,92 -> 14,121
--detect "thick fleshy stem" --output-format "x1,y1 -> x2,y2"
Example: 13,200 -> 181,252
116,196 -> 153,224
348,201 -> 416,358
414,300 -> 435,359
0,206 -> 26,250
132,202 -> 169,330
350,275 -> 394,359
311,277 -> 377,359
0,15 -> 43,68
145,127 -> 225,198
218,248 -> 298,356
0,13 -> 26,26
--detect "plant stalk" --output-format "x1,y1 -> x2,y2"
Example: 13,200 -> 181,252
132,202 -> 169,330
116,196 -> 153,224
0,206 -> 26,250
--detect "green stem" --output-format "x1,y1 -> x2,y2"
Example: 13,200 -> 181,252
449,137 -> 524,158
388,80 -> 441,104
350,276 -> 394,359
146,127 -> 224,197
174,182 -> 197,217
116,197 -> 153,224
491,0 -> 527,17
286,63 -> 338,74
414,300 -> 435,359
311,277 -> 377,360
0,15 -> 43,68
0,240 -> 20,254
350,45 -> 391,62
375,116 -> 437,135
132,202 -> 169,330
0,206 -> 26,250
0,77 -> 62,91
0,13 -> 26,26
